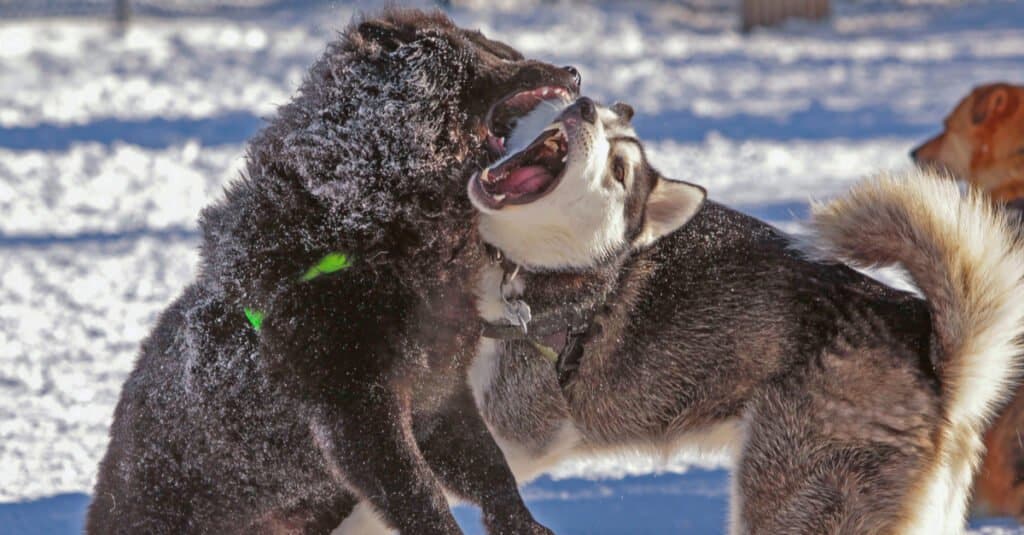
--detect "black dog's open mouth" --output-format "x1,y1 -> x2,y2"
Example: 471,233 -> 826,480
485,86 -> 573,158
472,123 -> 569,210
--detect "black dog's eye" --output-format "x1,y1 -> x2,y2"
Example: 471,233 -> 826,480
613,157 -> 627,184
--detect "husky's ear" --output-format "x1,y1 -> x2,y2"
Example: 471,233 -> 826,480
634,178 -> 706,249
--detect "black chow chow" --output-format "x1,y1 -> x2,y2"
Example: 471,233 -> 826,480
88,9 -> 579,534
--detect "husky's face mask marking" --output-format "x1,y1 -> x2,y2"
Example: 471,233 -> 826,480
469,98 -> 706,268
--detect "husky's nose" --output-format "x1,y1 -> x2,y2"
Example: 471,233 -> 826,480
563,65 -> 582,91
574,97 -> 597,124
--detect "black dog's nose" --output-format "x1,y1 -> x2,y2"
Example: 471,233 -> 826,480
563,65 -> 582,91
576,97 -> 597,124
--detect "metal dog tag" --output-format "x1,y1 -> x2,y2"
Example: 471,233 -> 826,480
503,299 -> 532,335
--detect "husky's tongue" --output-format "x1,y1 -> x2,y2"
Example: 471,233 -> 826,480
472,98 -> 573,209
475,122 -> 570,208
503,166 -> 551,194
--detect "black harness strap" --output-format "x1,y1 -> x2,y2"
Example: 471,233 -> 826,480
478,243 -> 600,363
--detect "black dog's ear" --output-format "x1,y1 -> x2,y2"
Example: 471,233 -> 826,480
357,20 -> 416,52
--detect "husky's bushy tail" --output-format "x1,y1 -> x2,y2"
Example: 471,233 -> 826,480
811,169 -> 1024,534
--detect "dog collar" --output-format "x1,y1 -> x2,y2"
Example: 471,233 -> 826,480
479,243 -> 599,363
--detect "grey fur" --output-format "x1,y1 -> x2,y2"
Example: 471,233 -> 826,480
473,118 -> 1024,534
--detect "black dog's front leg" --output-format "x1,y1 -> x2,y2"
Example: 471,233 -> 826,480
325,385 -> 463,535
417,386 -> 553,535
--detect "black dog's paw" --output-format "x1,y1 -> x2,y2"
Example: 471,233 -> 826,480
495,521 -> 555,535
526,524 -> 556,535
485,512 -> 555,535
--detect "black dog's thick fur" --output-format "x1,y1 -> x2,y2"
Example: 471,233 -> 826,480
88,10 -> 575,534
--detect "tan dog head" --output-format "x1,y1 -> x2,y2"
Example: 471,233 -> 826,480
912,83 -> 1024,201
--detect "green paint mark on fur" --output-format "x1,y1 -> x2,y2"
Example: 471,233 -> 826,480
530,340 -> 560,363
301,252 -> 352,282
244,308 -> 265,331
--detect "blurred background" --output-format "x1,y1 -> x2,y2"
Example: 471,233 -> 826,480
1,0 -> 1022,533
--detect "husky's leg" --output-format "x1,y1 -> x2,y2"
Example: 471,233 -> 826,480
735,361 -> 939,535
417,386 -> 553,535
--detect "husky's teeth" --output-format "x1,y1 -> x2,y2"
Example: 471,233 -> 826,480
493,193 -> 506,202
544,138 -> 559,151
561,155 -> 567,163
480,168 -> 491,183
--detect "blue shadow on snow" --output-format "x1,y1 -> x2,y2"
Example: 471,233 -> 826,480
0,102 -> 939,152
632,102 -> 936,144
0,493 -> 90,535
0,112 -> 264,151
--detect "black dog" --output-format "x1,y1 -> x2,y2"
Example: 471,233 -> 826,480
88,9 -> 578,534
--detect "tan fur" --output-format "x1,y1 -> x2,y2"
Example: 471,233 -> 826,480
912,83 -> 1024,202
973,382 -> 1024,521
811,169 -> 1024,533
915,83 -> 1024,521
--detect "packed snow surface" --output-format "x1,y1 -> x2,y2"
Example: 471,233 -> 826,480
2,0 -> 1023,532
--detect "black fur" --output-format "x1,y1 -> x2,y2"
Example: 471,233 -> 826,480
88,9 -> 577,534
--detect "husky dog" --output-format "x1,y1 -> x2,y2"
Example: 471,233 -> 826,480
468,98 -> 1024,534
88,10 -> 580,534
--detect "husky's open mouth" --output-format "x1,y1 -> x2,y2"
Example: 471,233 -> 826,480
472,122 -> 569,210
485,86 -> 573,158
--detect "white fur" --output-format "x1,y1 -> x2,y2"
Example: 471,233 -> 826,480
472,262 -> 524,323
728,468 -> 746,535
468,336 -> 500,411
811,170 -> 1024,534
469,338 -> 583,484
727,419 -> 750,535
496,420 -> 583,484
632,178 -> 707,250
332,502 -> 393,535
665,419 -> 743,460
469,262 -> 585,483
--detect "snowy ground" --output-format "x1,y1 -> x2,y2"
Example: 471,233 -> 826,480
2,0 -> 1024,533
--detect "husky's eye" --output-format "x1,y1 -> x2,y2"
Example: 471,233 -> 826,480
612,157 -> 627,185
